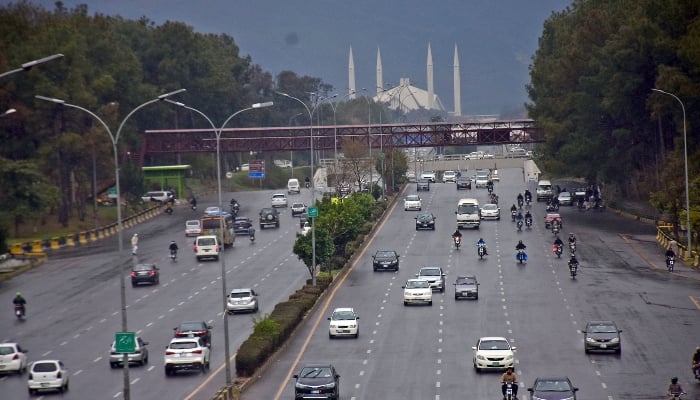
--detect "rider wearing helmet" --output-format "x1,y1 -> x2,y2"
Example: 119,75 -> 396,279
169,240 -> 179,253
452,227 -> 463,239
510,204 -> 517,213
477,238 -> 488,255
667,377 -> 684,397
13,292 -> 26,307
568,233 -> 576,244
515,240 -> 526,250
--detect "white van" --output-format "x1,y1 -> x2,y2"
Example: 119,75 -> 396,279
455,198 -> 480,229
194,235 -> 220,261
536,179 -> 554,202
287,178 -> 300,194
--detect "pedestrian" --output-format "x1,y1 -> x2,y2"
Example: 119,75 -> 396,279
131,233 -> 139,255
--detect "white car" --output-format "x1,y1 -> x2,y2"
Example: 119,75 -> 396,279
204,206 -> 221,214
475,177 -> 489,188
402,278 -> 433,306
442,170 -> 457,183
420,171 -> 436,183
0,342 -> 28,374
164,337 -> 210,375
491,169 -> 500,181
27,360 -> 69,395
328,307 -> 359,338
465,151 -> 483,160
480,204 -> 501,220
406,170 -> 416,181
226,288 -> 259,314
472,337 -> 516,372
185,220 -> 202,237
404,195 -> 422,211
300,221 -> 312,235
271,193 -> 288,207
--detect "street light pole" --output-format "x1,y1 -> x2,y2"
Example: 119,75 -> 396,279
652,88 -> 691,257
277,91 -> 317,286
164,99 -> 273,386
0,53 -> 64,79
36,88 -> 186,400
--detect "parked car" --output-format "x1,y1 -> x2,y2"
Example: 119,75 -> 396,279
372,250 -> 400,271
527,376 -> 579,400
454,275 -> 479,300
472,337 -> 516,372
226,288 -> 259,314
109,336 -> 149,368
164,337 -> 210,376
0,342 -> 28,374
130,263 -> 159,287
415,213 -> 436,230
416,178 -> 431,191
328,307 -> 359,338
185,220 -> 202,237
558,191 -> 573,206
293,364 -> 340,400
27,360 -> 69,395
582,320 -> 622,354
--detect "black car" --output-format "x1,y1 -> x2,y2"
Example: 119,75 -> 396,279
416,178 -> 430,191
527,376 -> 578,400
233,216 -> 253,234
293,364 -> 340,400
454,275 -> 479,300
582,320 -> 622,353
259,207 -> 280,229
456,176 -> 471,190
130,263 -> 159,287
415,213 -> 436,230
372,250 -> 400,271
173,321 -> 212,346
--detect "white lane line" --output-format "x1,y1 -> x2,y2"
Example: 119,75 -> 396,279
93,357 -> 102,362
74,369 -> 83,375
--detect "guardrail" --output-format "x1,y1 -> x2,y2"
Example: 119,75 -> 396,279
656,226 -> 699,267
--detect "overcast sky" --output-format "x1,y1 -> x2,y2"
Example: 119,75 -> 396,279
20,0 -> 572,117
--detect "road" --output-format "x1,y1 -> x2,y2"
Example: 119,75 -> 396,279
0,189 -> 313,399
242,167 -> 700,400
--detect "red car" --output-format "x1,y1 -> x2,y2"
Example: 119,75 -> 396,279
544,212 -> 563,229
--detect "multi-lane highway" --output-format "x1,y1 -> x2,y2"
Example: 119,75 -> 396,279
241,167 -> 700,400
0,190 -> 313,399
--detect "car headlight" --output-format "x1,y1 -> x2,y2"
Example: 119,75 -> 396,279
585,337 -> 596,343
323,382 -> 336,389
610,337 -> 619,343
476,355 -> 486,361
505,354 -> 513,360
348,323 -> 356,328
295,382 -> 306,389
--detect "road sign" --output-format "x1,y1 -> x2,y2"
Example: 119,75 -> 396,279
107,187 -> 118,199
225,171 -> 233,179
308,206 -> 318,218
115,332 -> 136,353
248,159 -> 265,179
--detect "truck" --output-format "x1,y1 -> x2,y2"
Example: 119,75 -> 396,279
455,198 -> 480,229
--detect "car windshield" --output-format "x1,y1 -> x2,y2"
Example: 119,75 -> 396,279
479,340 -> 510,350
406,195 -> 420,201
179,322 -> 204,331
534,379 -> 571,391
300,367 -> 333,378
133,264 -> 154,271
230,291 -> 251,298
589,324 -> 617,333
292,203 -> 304,208
272,195 -> 285,199
483,205 -> 497,210
186,221 -> 200,227
417,179 -> 429,183
375,251 -> 396,258
417,214 -> 432,220
406,280 -> 430,289
197,238 -> 216,246
0,346 -> 15,355
32,362 -> 58,372
456,277 -> 476,285
458,204 -> 479,213
331,310 -> 356,320
420,268 -> 441,276
170,341 -> 198,350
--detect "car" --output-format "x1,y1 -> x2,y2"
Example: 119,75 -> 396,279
404,194 -> 422,211
259,207 -> 280,228
164,337 -> 210,376
300,221 -> 312,235
415,213 -> 436,230
507,148 -> 529,158
130,263 -> 159,287
173,321 -> 212,346
480,203 -> 501,220
185,220 -> 202,237
482,152 -> 495,159
271,193 -> 288,207
0,342 -> 28,374
558,191 -> 573,206
456,176 -> 471,189
573,187 -> 587,200
472,337 -> 516,372
287,178 -> 301,193
27,360 -> 69,395
240,163 -> 249,171
141,190 -> 173,204
372,250 -> 400,271
491,169 -> 500,181
527,376 -> 578,400
291,202 -> 307,216
204,206 -> 221,214
582,320 -> 622,354
454,275 -> 479,300
336,182 -> 352,196
293,364 -> 340,400
194,235 -> 220,261
402,278 -> 433,305
416,266 -> 446,292
406,170 -> 416,181
109,336 -> 149,368
442,170 -> 457,183
226,288 -> 259,314
416,178 -> 431,191
328,307 -> 359,338
536,179 -> 554,201
544,212 -> 563,229
465,151 -> 483,160
420,170 -> 436,182
233,216 -> 253,234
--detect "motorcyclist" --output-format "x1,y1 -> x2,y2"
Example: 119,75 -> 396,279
666,247 -> 676,260
248,226 -> 256,240
486,180 -> 494,192
515,240 -> 526,251
554,236 -> 564,247
568,233 -> 577,245
169,240 -> 179,256
667,377 -> 685,397
13,292 -> 26,307
692,347 -> 700,380
515,211 -> 524,223
452,228 -> 463,240
190,197 -> 197,210
524,189 -> 532,203
500,367 -> 519,398
568,254 -> 579,268
477,238 -> 488,255
517,193 -> 524,207
524,210 -> 532,224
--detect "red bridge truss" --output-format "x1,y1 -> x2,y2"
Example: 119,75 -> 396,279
143,119 -> 543,157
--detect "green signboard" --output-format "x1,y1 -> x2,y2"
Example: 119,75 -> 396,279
115,332 -> 136,353
107,187 -> 118,198
307,206 -> 318,218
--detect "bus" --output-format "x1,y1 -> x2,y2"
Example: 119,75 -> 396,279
200,212 -> 235,247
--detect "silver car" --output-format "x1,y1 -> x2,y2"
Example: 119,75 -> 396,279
109,336 -> 149,368
416,266 -> 446,292
226,288 -> 259,314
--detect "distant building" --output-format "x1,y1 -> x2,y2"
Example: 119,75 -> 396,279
374,78 -> 446,114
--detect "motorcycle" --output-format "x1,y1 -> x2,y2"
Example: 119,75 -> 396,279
525,217 -> 532,229
668,392 -> 686,400
692,363 -> 700,381
14,304 -> 25,319
569,242 -> 576,254
453,236 -> 461,249
552,224 -> 560,236
511,209 -> 517,221
504,382 -> 515,400
230,202 -> 240,216
525,195 -> 531,206
249,231 -> 256,243
666,256 -> 675,272
516,219 -> 523,231
170,249 -> 177,261
487,185 -> 493,194
517,198 -> 523,209
553,244 -> 563,258
165,206 -> 173,215
569,261 -> 578,278
516,249 -> 527,264
477,244 -> 486,259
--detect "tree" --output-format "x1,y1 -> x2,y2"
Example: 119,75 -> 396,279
341,137 -> 371,191
292,227 -> 335,279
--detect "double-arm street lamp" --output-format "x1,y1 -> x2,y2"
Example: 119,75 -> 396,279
276,91 -> 318,286
36,88 -> 187,400
0,53 -> 64,79
164,98 -> 273,386
652,88 -> 691,257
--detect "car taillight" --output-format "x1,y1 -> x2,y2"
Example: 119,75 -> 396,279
194,246 -> 198,252
56,371 -> 62,378
149,270 -> 156,276
216,246 -> 220,252
198,330 -> 206,336
192,349 -> 202,354
130,271 -> 136,277
12,353 -> 19,360
28,373 -> 33,379
165,350 -> 175,355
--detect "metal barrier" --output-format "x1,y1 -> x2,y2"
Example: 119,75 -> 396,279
657,226 -> 699,266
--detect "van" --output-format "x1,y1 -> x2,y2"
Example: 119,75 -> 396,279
194,235 -> 220,261
141,190 -> 173,203
287,178 -> 300,194
455,198 -> 480,229
536,180 -> 554,202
